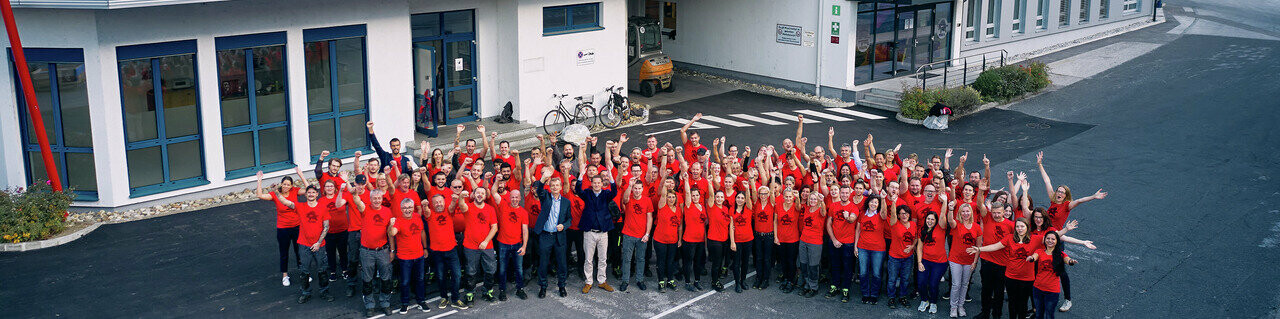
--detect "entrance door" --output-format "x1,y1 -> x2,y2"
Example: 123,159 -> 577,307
931,3 -> 953,62
413,44 -> 438,136
913,8 -> 934,70
443,39 -> 477,123
892,9 -> 916,74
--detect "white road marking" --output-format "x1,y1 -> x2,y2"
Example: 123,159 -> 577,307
700,115 -> 753,127
824,107 -> 888,120
729,113 -> 787,125
368,297 -> 449,319
1183,7 -> 1194,13
796,109 -> 855,122
643,118 -> 720,136
762,111 -> 819,123
649,272 -> 756,319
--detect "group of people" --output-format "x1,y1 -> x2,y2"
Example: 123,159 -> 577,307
256,114 -> 1106,319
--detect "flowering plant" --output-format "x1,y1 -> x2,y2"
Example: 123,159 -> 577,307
0,180 -> 73,243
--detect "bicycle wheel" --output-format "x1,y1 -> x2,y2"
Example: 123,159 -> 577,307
543,109 -> 571,136
600,103 -> 623,128
574,104 -> 598,129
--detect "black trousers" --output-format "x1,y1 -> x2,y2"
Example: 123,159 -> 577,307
325,232 -> 349,274
1006,278 -> 1033,319
708,240 -> 728,282
654,242 -> 678,282
753,233 -> 775,285
276,227 -> 300,273
682,242 -> 707,283
777,242 -> 799,282
979,259 -> 1007,317
733,240 -> 754,285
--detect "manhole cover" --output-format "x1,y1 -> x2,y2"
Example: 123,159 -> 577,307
1026,122 -> 1051,129
654,109 -> 673,115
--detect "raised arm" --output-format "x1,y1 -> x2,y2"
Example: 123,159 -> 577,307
255,171 -> 273,200
365,121 -> 388,158
827,128 -> 836,162
1036,151 -> 1054,199
1069,189 -> 1108,209
315,150 -> 329,181
294,166 -> 310,189
680,113 -> 703,145
476,125 -> 490,158
794,114 -> 805,151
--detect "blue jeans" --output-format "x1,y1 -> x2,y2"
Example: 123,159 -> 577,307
858,248 -> 886,298
1032,288 -> 1059,319
886,256 -> 913,298
620,235 -> 647,283
432,249 -> 462,302
398,257 -> 426,304
497,242 -> 526,290
918,260 -> 946,303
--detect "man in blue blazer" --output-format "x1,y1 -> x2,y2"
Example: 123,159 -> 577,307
532,168 -> 573,299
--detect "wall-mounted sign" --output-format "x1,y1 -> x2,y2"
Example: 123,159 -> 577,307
832,5 -> 841,16
454,58 -> 464,71
577,49 -> 596,66
831,36 -> 840,44
831,22 -> 840,34
776,24 -> 803,45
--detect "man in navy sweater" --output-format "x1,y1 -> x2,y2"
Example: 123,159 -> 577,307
575,137 -> 617,294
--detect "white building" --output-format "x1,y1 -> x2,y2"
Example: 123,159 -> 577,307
1,0 -> 1154,209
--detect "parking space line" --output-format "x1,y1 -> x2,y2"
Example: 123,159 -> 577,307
729,114 -> 786,125
762,112 -> 818,123
824,107 -> 888,120
700,115 -> 753,127
796,109 -> 854,122
368,297 -> 448,319
649,271 -> 756,319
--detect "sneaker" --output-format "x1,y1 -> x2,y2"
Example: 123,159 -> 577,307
958,306 -> 966,317
826,286 -> 839,299
685,282 -> 697,292
889,297 -> 899,309
329,272 -> 339,281
636,281 -> 647,291
345,286 -> 356,298
482,289 -> 496,302
619,283 -> 629,292
438,299 -> 450,309
453,300 -> 469,310
841,290 -> 850,303
758,280 -> 769,290
657,282 -> 666,293
539,286 -> 548,299
382,307 -> 393,316
693,282 -> 705,291
918,301 -> 929,312
465,292 -> 475,303
398,305 -> 408,314
559,286 -> 568,297
950,307 -> 959,318
734,285 -> 744,293
928,303 -> 938,314
712,281 -> 725,292
297,294 -> 311,304
516,288 -> 528,300
498,290 -> 508,302
320,291 -> 334,302
870,297 -> 878,305
364,308 -> 375,318
282,275 -> 291,287
1059,300 -> 1073,312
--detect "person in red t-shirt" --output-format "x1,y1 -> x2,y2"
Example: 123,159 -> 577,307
796,191 -> 827,297
388,197 -> 428,311
652,186 -> 682,292
885,203 -> 916,307
274,185 -> 343,303
772,186 -> 802,293
1027,232 -> 1079,317
342,176 -> 368,297
355,189 -> 393,314
975,201 -> 1014,318
825,184 -> 861,301
970,217 -> 1096,319
493,187 -> 530,300
915,210 -> 948,313
255,168 -> 308,287
945,203 -> 981,317
728,184 -> 756,294
453,187 -> 498,304
679,165 -> 708,291
618,178 -> 653,292
705,189 -> 731,292
678,113 -> 710,163
319,179 -> 351,286
423,194 -> 464,308
1037,151 -> 1106,312
855,193 -> 889,303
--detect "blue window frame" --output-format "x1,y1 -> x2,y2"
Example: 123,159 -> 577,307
117,40 -> 208,197
10,48 -> 98,201
215,32 -> 293,180
303,25 -> 370,160
543,2 -> 603,35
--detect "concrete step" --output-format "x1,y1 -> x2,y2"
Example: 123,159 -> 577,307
863,90 -> 901,102
857,98 -> 901,112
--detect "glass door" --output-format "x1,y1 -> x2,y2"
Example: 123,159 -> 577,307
892,9 -> 916,75
412,43 -> 438,136
443,39 -> 477,123
913,8 -> 934,70
932,3 -> 953,62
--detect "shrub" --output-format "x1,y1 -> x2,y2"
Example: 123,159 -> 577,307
0,181 -> 73,243
971,62 -> 1052,102
898,86 -> 984,120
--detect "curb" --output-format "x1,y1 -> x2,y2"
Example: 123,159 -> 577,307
895,113 -> 926,125
0,222 -> 101,252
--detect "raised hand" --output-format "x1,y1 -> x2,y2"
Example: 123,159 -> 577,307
945,149 -> 953,158
1094,189 -> 1108,199
1007,171 -> 1015,180
828,127 -> 834,137
619,133 -> 628,144
366,121 -> 375,132
1064,220 -> 1079,232
1036,151 -> 1044,165
983,154 -> 990,166
692,113 -> 703,122
354,151 -> 362,158
477,125 -> 486,134
456,124 -> 466,132
491,132 -> 498,140
1017,171 -> 1027,182
320,150 -> 330,159
797,114 -> 804,123
959,152 -> 968,163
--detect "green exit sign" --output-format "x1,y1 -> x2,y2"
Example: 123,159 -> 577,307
832,22 -> 840,34
832,5 -> 841,16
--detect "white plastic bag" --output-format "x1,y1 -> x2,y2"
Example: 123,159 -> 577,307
923,115 -> 949,130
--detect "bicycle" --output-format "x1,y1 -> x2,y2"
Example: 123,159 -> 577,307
542,94 -> 598,136
597,85 -> 630,128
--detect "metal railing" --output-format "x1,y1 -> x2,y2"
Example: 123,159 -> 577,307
912,49 -> 1008,89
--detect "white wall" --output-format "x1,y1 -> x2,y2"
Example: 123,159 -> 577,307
959,0 -> 1154,56
514,0 -> 628,124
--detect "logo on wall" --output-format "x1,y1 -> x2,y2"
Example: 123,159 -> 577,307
857,40 -> 871,52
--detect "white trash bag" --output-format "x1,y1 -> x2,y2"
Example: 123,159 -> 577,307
923,114 -> 949,130
561,124 -> 591,145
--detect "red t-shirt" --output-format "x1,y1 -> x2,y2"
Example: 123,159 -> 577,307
296,199 -> 331,246
888,221 -> 916,259
980,216 -> 1014,266
829,201 -> 858,244
496,204 -> 529,246
390,188 -> 421,213
1033,250 -> 1065,293
347,191 -> 367,232
324,194 -> 348,233
463,202 -> 497,250
754,201 -> 775,234
393,213 -> 425,259
426,208 -> 457,251
360,206 -> 392,249
1047,202 -> 1071,230
682,204 -> 707,243
706,205 -> 731,242
270,189 -> 300,228
911,197 -> 944,222
856,210 -> 887,251
654,205 -> 682,244
732,207 -> 754,243
799,207 -> 826,246
1003,235 -> 1043,281
775,202 -> 800,243
919,225 -> 948,263
622,197 -> 653,239
319,172 -> 345,193
949,223 -> 981,265
682,141 -> 708,163
568,192 -> 585,230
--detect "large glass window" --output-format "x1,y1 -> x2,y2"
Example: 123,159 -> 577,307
985,0 -> 1000,37
965,0 -> 979,40
1123,0 -> 1138,12
1037,0 -> 1048,29
1060,0 -> 1071,26
117,40 -> 206,197
1013,0 -> 1025,33
1080,0 -> 1091,23
216,32 -> 292,179
1100,0 -> 1110,19
304,25 -> 369,159
543,2 -> 602,35
12,49 -> 97,200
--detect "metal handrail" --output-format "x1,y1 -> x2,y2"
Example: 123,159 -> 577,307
912,49 -> 1008,89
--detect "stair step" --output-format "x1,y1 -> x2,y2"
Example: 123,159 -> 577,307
858,99 -> 900,112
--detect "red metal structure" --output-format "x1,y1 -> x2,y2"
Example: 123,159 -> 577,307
2,0 -> 63,192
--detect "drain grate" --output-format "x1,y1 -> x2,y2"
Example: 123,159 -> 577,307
1026,122 -> 1051,129
654,109 -> 673,115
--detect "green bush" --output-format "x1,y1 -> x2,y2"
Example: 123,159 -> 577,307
898,86 -> 984,120
971,62 -> 1052,102
0,181 -> 73,243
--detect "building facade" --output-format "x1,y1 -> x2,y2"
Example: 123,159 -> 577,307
0,0 -> 627,208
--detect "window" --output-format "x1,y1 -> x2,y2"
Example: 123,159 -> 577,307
1036,0 -> 1048,29
11,48 -> 97,200
985,0 -> 1000,37
1100,0 -> 1110,19
1013,0 -> 1025,33
1079,0 -> 1090,23
543,2 -> 602,35
1059,0 -> 1070,26
117,40 -> 206,197
965,0 -> 978,40
662,2 -> 677,31
215,32 -> 292,180
304,25 -> 369,159
1123,0 -> 1138,12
